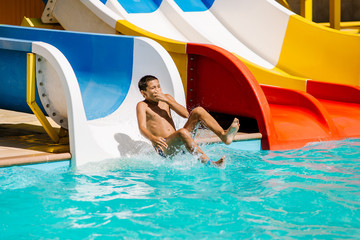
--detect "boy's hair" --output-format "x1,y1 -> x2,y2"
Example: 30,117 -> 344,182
138,75 -> 158,91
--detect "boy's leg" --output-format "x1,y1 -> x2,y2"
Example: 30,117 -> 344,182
183,107 -> 240,145
164,128 -> 225,166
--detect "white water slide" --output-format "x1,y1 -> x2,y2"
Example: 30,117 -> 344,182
0,25 -> 185,166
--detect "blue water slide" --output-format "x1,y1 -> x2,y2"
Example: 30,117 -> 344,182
111,0 -> 215,13
172,0 -> 215,12
0,25 -> 133,121
0,25 -> 185,166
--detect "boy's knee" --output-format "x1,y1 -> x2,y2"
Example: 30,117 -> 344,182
190,107 -> 205,117
178,128 -> 191,139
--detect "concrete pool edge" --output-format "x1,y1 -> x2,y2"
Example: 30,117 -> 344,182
0,152 -> 71,168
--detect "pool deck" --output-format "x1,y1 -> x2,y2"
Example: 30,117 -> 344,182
0,109 -> 262,168
0,109 -> 71,168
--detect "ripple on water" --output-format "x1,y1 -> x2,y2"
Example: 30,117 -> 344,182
0,140 -> 360,239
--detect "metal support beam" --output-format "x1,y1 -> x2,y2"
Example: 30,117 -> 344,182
26,53 -> 60,143
300,0 -> 313,21
329,0 -> 341,30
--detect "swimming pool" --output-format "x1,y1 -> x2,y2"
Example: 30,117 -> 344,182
1,139 -> 359,239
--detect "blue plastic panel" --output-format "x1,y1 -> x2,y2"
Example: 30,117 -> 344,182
173,0 -> 215,12
0,48 -> 30,113
0,25 -> 135,120
0,37 -> 32,52
116,0 -> 162,13
0,37 -> 44,113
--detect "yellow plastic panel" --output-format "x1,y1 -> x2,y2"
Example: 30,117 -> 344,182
21,17 -> 63,29
168,51 -> 188,93
115,20 -> 186,54
277,15 -> 360,86
234,54 -> 307,91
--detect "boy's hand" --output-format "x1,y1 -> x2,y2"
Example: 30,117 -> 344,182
153,92 -> 169,103
151,136 -> 168,151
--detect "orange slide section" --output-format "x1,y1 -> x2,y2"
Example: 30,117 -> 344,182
262,85 -> 340,150
307,81 -> 360,139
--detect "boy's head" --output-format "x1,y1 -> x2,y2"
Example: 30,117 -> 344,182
138,75 -> 158,91
138,75 -> 161,101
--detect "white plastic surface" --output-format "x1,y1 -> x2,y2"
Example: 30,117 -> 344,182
104,0 -> 293,68
86,37 -> 186,157
36,54 -> 68,128
53,0 -> 116,34
32,42 -> 110,166
106,0 -> 189,41
32,37 -> 185,166
209,0 -> 292,66
51,0 -> 294,68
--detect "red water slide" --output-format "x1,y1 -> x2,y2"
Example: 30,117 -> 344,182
186,43 -> 360,150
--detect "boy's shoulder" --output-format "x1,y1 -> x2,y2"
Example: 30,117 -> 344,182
137,100 -> 148,108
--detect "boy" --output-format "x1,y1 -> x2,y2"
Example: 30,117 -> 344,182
136,75 -> 240,167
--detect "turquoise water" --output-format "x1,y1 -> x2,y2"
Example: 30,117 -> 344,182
1,139 -> 360,239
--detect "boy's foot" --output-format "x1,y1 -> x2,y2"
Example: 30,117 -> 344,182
212,156 -> 225,167
222,118 -> 240,145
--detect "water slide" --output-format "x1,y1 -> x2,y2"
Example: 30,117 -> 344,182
38,0 -> 360,150
45,0 -> 360,90
0,25 -> 186,166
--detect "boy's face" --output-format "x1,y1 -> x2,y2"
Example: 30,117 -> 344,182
141,79 -> 162,102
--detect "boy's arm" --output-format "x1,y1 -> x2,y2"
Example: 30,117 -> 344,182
136,102 -> 168,150
155,93 -> 189,118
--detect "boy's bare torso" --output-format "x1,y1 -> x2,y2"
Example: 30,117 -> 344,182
141,100 -> 176,138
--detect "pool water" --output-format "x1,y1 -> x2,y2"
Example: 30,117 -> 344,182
1,139 -> 360,239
